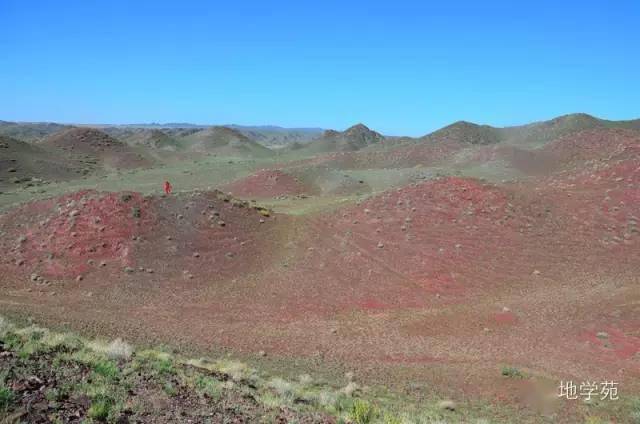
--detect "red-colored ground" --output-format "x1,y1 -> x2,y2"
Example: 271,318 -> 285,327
0,189 -> 283,284
223,169 -> 311,198
1,128 -> 639,421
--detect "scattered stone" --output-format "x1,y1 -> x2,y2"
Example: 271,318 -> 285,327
69,210 -> 80,217
258,350 -> 267,357
532,269 -> 541,275
217,220 -> 226,227
377,242 -> 384,248
502,306 -> 511,313
193,252 -> 200,258
596,332 -> 609,339
146,268 -> 154,274
30,273 -> 39,282
75,275 -> 83,282
438,400 -> 456,411
124,266 -> 134,273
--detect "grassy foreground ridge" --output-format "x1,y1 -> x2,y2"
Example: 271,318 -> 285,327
0,316 -> 506,423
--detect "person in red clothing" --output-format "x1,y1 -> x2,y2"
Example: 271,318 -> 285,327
163,180 -> 172,195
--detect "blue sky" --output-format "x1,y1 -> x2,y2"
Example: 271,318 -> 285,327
1,0 -> 638,136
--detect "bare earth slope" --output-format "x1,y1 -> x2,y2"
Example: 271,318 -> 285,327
0,135 -> 85,190
181,126 -> 274,157
1,115 -> 640,422
43,127 -> 153,170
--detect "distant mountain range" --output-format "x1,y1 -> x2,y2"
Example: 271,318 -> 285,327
2,113 -> 639,152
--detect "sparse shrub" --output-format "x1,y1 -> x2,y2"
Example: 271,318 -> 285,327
317,390 -> 338,409
350,399 -> 376,424
216,359 -> 254,382
134,350 -> 175,377
631,397 -> 640,424
0,386 -> 14,413
193,375 -> 223,400
342,381 -> 360,397
501,366 -> 524,378
92,360 -> 119,380
298,373 -> 313,386
88,396 -> 113,421
382,413 -> 403,424
88,338 -> 133,359
42,332 -> 83,351
267,377 -> 296,404
0,316 -> 13,337
163,382 -> 178,397
259,392 -> 282,408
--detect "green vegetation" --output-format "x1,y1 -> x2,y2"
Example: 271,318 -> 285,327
501,366 -> 525,379
0,386 -> 14,413
631,397 -> 640,424
350,399 -> 377,423
2,316 -> 497,423
2,315 -> 636,422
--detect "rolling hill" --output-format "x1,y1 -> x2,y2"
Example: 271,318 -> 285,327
43,127 -> 152,170
0,135 -> 83,189
181,126 -> 274,157
293,123 -> 385,154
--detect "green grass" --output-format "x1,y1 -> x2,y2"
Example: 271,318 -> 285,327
2,315 -> 617,423
631,398 -> 640,424
87,396 -> 114,421
0,386 -> 14,413
501,366 -> 525,379
350,399 -> 377,424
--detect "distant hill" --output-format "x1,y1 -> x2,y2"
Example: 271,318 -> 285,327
76,122 -> 324,148
0,121 -> 71,143
422,121 -> 504,145
181,126 -> 274,157
101,127 -> 180,150
226,125 -> 323,147
0,135 -> 81,188
295,123 -> 385,154
414,113 -> 640,147
43,127 -> 152,169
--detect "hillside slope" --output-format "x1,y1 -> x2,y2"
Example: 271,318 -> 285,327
43,127 -> 153,170
181,126 -> 274,157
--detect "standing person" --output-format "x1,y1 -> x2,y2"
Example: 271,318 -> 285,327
164,180 -> 172,195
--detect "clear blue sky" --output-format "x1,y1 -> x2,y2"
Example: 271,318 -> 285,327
1,0 -> 638,136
